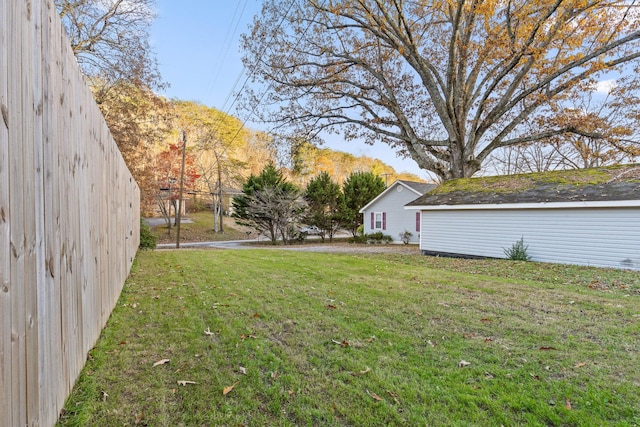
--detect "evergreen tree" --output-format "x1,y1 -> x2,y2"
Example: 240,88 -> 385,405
304,172 -> 342,242
232,163 -> 303,245
340,172 -> 385,236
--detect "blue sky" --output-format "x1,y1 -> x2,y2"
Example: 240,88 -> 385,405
150,0 -> 428,178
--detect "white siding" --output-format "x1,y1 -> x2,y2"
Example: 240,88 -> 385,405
363,183 -> 421,243
420,207 -> 640,270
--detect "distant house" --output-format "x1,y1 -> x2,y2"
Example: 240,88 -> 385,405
360,180 -> 437,243
405,165 -> 640,270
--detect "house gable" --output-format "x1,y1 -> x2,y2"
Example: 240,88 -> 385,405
360,180 -> 436,243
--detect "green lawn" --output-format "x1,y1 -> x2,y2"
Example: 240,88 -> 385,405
151,211 -> 251,244
57,250 -> 640,426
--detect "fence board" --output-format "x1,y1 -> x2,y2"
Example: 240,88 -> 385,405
2,0 -> 141,425
9,3 -> 28,426
0,0 -> 11,425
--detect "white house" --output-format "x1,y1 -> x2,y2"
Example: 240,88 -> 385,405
405,165 -> 640,270
360,180 -> 437,243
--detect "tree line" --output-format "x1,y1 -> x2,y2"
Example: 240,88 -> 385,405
57,0 -> 639,216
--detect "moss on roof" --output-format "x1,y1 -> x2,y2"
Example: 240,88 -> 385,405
408,164 -> 640,206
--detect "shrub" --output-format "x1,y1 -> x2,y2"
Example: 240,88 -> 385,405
399,230 -> 412,244
366,231 -> 392,244
349,234 -> 368,244
503,237 -> 530,261
139,219 -> 157,250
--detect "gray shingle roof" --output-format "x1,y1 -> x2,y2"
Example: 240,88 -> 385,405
398,180 -> 437,195
406,164 -> 640,207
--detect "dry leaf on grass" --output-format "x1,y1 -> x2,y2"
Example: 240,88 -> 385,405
366,390 -> 383,401
204,327 -> 215,336
386,390 -> 400,405
152,359 -> 170,367
177,380 -> 197,386
223,381 -> 240,395
350,367 -> 371,376
134,412 -> 144,425
239,366 -> 247,375
458,360 -> 471,368
565,397 -> 572,410
575,362 -> 586,368
331,339 -> 349,347
101,391 -> 108,402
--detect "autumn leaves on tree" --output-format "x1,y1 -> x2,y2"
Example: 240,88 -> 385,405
242,0 -> 640,181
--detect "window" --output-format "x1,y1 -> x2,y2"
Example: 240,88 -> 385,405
370,212 -> 386,230
375,212 -> 383,229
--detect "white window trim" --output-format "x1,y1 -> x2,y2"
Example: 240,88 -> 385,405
373,212 -> 383,230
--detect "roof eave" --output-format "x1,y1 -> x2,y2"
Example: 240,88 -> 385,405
406,199 -> 640,210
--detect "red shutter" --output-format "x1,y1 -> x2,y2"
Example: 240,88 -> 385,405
370,212 -> 374,229
382,212 -> 386,230
416,212 -> 420,232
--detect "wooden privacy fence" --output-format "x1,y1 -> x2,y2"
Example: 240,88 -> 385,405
0,1 -> 140,426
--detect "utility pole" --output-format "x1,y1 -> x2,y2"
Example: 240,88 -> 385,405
176,131 -> 187,248
217,151 -> 224,233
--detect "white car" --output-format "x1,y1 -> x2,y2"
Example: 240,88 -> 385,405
300,225 -> 321,235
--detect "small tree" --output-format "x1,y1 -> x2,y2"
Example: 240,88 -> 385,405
232,163 -> 303,245
304,172 -> 342,242
339,171 -> 386,236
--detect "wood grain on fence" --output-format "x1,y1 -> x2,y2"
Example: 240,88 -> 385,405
0,1 -> 141,425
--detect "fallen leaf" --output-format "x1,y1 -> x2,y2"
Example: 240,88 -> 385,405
575,362 -> 586,368
565,397 -> 572,410
350,367 -> 371,376
539,347 -> 558,351
288,390 -> 295,396
204,327 -> 215,336
386,390 -> 400,405
366,390 -> 383,401
530,373 -> 541,381
177,380 -> 197,386
366,336 -> 376,343
253,312 -> 260,318
271,372 -> 279,379
101,391 -> 108,402
484,337 -> 493,343
480,318 -> 491,322
239,366 -> 247,375
134,411 -> 144,425
153,359 -> 170,367
327,304 -> 337,310
223,381 -> 240,395
458,360 -> 471,368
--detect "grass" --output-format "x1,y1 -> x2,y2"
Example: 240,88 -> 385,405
151,211 -> 250,244
57,250 -> 640,426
